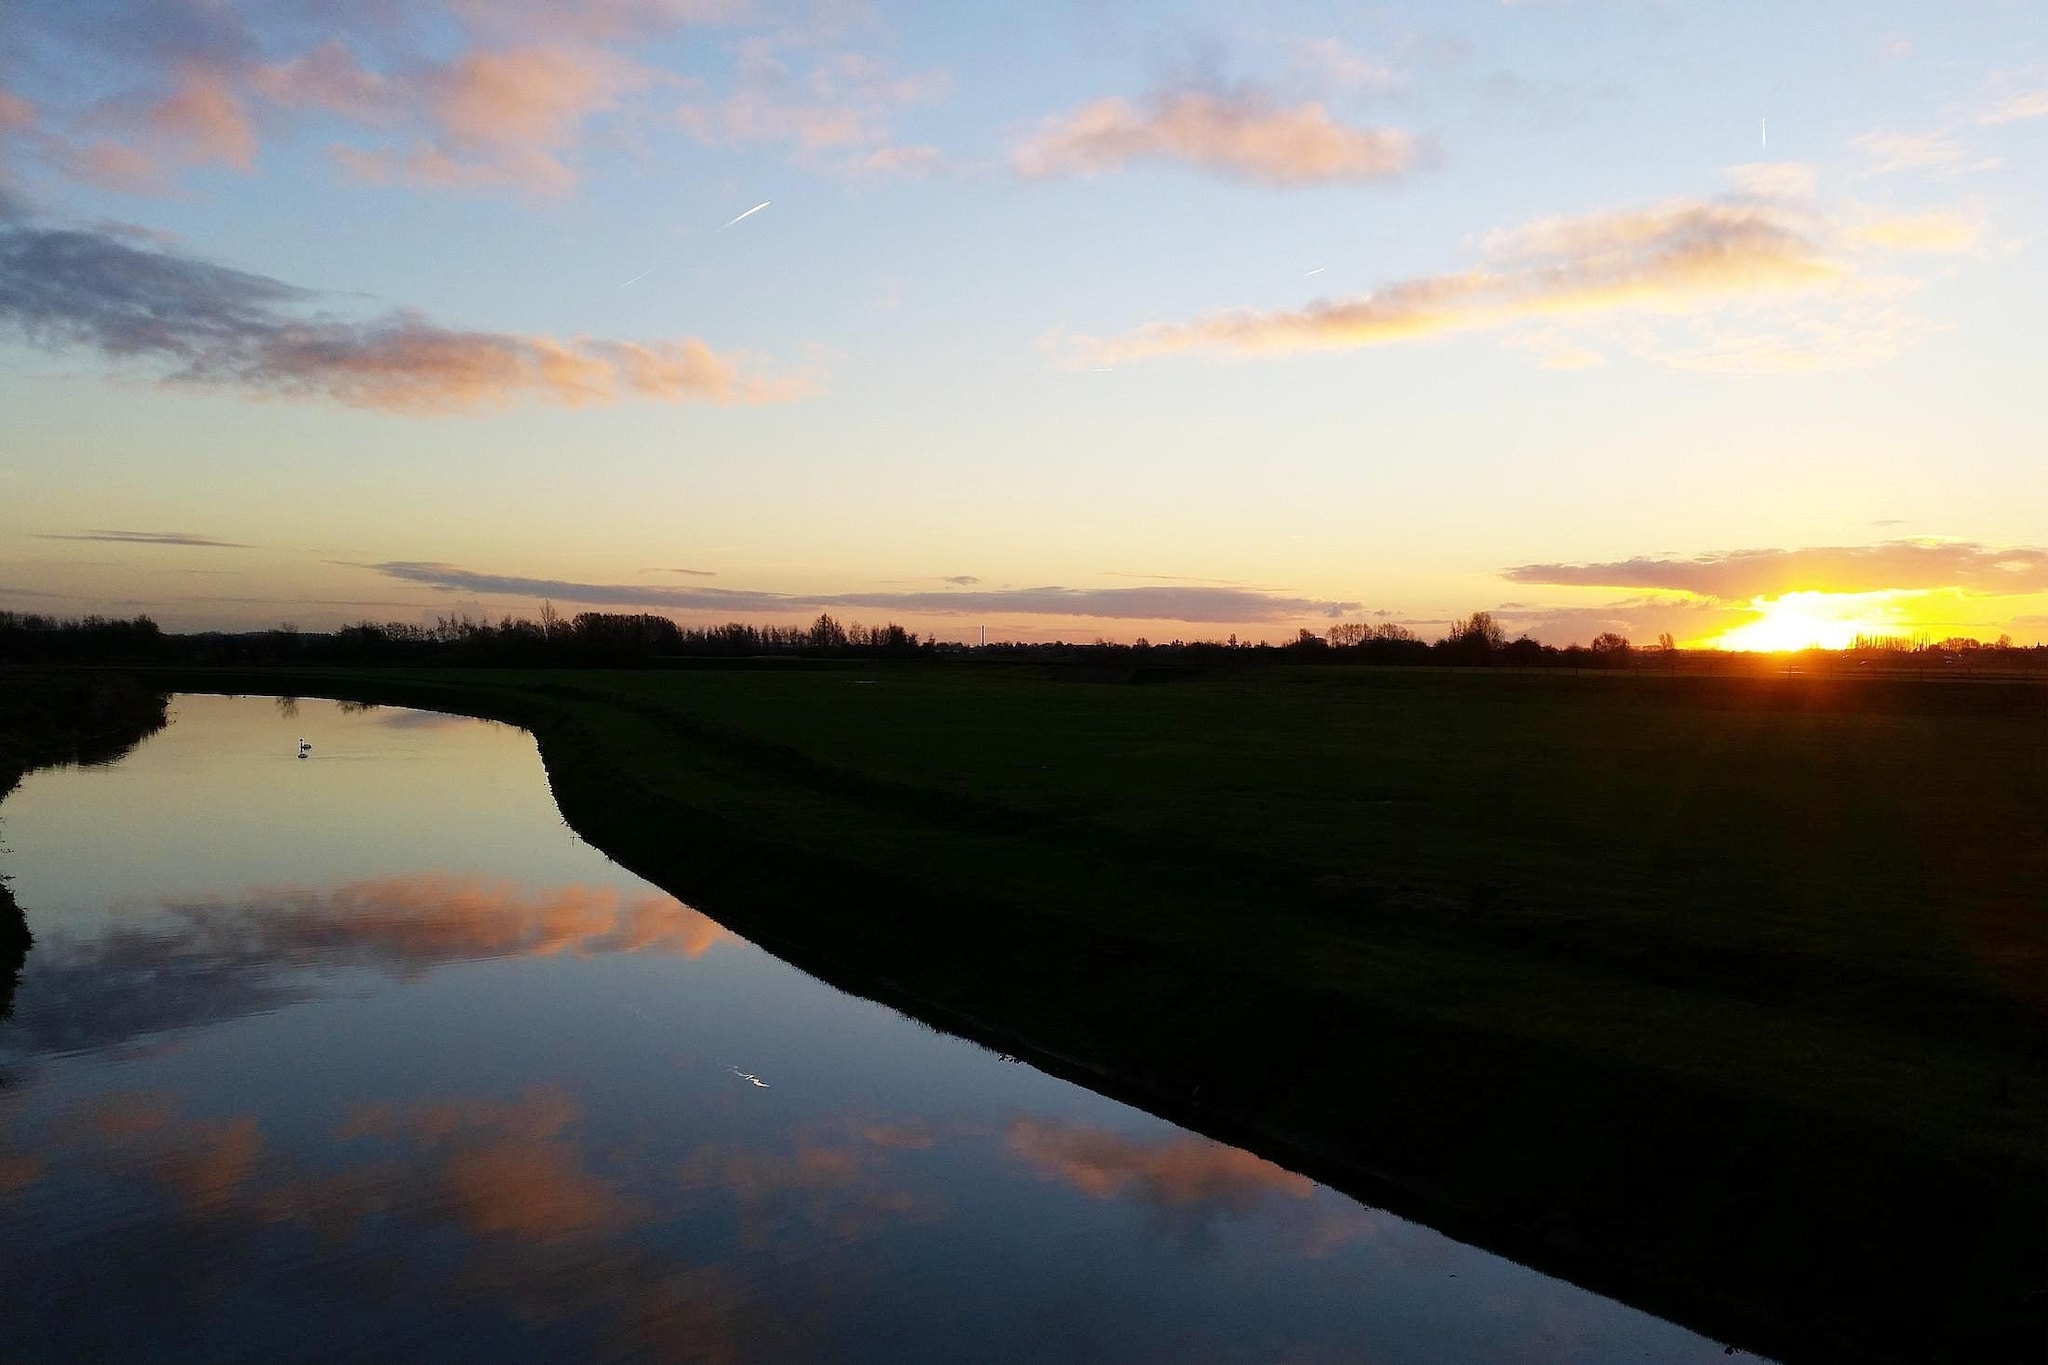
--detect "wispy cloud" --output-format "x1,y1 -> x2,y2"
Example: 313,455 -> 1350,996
1975,67 -> 2048,126
677,43 -> 950,178
1502,541 -> 2048,599
0,216 -> 807,413
1077,165 -> 1974,372
247,40 -> 394,122
1850,129 -> 2000,177
1288,39 -> 1403,98
34,529 -> 251,547
371,561 -> 1360,622
1012,84 -> 1415,187
1850,64 -> 2046,182
1103,571 -> 1254,586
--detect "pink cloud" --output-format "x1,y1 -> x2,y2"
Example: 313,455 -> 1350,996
1013,87 -> 1415,187
5,3 -> 724,200
1079,168 -> 1974,371
26,67 -> 263,194
55,139 -> 165,194
146,69 -> 258,170
0,91 -> 35,133
235,316 -> 805,413
430,46 -> 649,152
310,44 -> 660,197
4,6 -> 925,199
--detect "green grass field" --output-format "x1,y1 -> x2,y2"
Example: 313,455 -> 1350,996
37,663 -> 2048,1361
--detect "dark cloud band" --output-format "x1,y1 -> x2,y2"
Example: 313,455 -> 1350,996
0,216 -> 803,413
371,561 -> 1359,623
1503,541 -> 2047,599
35,529 -> 251,547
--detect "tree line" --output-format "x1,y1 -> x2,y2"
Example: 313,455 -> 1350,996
2,606 -> 2039,671
0,607 -> 925,667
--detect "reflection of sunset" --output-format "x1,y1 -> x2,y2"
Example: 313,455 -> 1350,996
173,874 -> 731,973
9,1087 -> 770,1361
339,1088 -> 629,1242
677,1140 -> 946,1250
1005,1118 -> 1312,1209
1002,1118 -> 1382,1256
2,876 -> 735,1059
1713,590 -> 1918,651
0,1153 -> 44,1196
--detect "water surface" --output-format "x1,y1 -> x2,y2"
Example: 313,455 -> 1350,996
0,695 -> 1748,1363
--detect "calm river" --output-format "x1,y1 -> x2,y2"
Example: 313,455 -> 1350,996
0,695 -> 1750,1363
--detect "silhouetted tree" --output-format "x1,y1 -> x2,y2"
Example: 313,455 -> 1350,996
1326,623 -> 1368,648
1437,612 -> 1508,665
807,614 -> 849,650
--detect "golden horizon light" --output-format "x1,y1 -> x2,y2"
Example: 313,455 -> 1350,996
1712,590 -> 1924,652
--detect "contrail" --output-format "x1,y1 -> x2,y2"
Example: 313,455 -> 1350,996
721,201 -> 770,230
1304,266 -> 1325,277
619,265 -> 658,288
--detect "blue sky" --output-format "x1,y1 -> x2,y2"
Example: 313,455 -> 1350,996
2,0 -> 2043,645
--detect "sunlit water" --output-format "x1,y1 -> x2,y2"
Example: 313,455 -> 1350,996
0,696 -> 1749,1363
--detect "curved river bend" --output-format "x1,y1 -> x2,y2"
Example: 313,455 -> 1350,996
0,696 -> 1753,1363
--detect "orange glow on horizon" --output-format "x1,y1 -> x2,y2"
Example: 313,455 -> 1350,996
1712,589 -> 1919,652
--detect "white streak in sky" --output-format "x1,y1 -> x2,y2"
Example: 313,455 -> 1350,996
619,266 -> 658,288
1304,266 -> 1325,276
721,202 -> 770,230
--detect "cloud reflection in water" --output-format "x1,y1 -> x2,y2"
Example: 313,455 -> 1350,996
4,874 -> 730,1056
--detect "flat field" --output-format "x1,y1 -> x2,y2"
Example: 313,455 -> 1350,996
133,663 -> 2048,1362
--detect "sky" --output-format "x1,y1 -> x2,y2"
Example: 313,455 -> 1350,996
0,0 -> 2043,648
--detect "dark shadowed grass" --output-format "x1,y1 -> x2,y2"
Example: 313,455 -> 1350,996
39,662 -> 2048,1362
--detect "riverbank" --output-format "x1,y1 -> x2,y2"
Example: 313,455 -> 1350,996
0,673 -> 171,1018
21,663 -> 2048,1362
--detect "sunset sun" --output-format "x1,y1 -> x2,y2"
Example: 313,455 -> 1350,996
1714,590 -> 1918,652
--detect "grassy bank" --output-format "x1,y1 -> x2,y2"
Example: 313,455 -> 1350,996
71,664 -> 2048,1360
